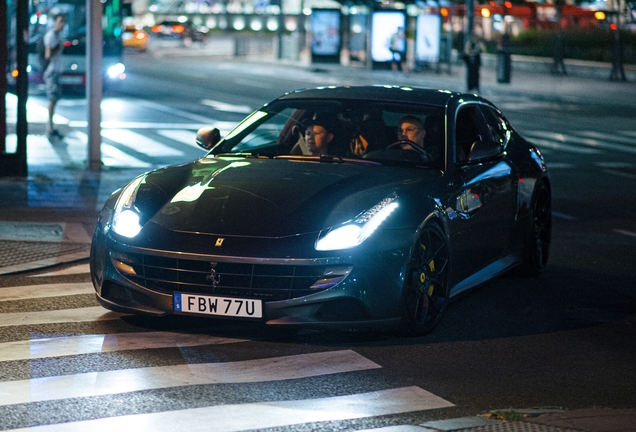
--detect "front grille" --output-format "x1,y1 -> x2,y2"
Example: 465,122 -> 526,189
111,251 -> 346,302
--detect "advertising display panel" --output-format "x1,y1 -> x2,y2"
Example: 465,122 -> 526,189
370,11 -> 406,63
416,14 -> 441,63
310,9 -> 341,62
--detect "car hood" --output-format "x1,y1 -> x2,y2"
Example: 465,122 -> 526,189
136,157 -> 439,238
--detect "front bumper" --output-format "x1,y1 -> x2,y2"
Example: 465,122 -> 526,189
90,218 -> 415,330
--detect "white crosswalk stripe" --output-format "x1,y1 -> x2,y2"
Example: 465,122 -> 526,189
0,279 -> 455,431
0,350 -> 381,406
524,136 -> 601,154
527,130 -> 636,154
101,129 -> 186,157
5,387 -> 453,432
156,129 -> 200,148
0,306 -> 122,327
0,331 -> 247,362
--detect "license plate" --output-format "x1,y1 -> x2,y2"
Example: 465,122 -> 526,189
60,75 -> 84,85
173,293 -> 262,318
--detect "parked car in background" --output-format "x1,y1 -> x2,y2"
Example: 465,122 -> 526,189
90,86 -> 552,336
122,25 -> 148,52
151,20 -> 208,46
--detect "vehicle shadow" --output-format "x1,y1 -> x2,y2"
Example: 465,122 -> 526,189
120,264 -> 636,348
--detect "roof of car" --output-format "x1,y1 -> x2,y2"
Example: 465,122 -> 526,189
276,86 -> 474,107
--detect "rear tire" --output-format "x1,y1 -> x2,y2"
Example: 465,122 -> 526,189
400,223 -> 451,336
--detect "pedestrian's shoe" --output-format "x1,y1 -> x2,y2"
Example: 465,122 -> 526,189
47,129 -> 64,141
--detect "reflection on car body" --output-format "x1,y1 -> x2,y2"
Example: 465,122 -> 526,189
90,86 -> 552,336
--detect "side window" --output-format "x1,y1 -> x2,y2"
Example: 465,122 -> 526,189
455,105 -> 490,163
480,106 -> 511,147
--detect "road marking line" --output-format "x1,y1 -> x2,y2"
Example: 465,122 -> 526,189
31,263 -> 91,277
233,78 -> 274,89
134,99 -> 215,124
5,93 -> 69,125
0,350 -> 381,406
2,386 -> 453,431
201,99 -> 253,114
546,162 -> 574,169
552,211 -> 578,221
529,131 -> 636,154
101,142 -> 151,167
525,137 -> 601,154
0,331 -> 246,362
614,229 -> 636,238
575,131 -> 636,146
101,129 -> 184,157
0,282 -> 94,302
602,169 -> 636,179
0,307 -> 121,328
595,162 -> 634,168
157,129 -> 201,149
68,121 -> 208,128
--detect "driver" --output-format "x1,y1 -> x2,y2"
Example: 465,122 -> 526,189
396,116 -> 426,147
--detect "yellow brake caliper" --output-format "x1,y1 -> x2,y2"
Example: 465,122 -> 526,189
419,244 -> 436,296
427,260 -> 435,296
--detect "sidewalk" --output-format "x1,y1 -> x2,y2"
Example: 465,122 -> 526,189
1,51 -> 635,430
367,407 -> 636,431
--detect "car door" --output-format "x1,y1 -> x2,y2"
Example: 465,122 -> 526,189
447,103 -> 518,285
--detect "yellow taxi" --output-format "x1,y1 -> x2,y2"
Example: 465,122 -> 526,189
122,25 -> 148,51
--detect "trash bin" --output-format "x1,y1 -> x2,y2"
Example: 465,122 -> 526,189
497,49 -> 511,83
496,34 -> 512,84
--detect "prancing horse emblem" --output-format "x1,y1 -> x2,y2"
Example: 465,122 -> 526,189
206,262 -> 221,286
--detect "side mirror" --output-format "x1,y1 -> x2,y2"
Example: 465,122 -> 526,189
467,140 -> 502,162
195,127 -> 221,150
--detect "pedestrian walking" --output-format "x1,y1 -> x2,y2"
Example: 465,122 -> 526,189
44,13 -> 66,141
389,27 -> 407,73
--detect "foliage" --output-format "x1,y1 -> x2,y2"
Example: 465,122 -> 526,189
453,29 -> 635,64
510,29 -> 636,64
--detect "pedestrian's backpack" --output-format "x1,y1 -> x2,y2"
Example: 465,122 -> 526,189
37,37 -> 50,72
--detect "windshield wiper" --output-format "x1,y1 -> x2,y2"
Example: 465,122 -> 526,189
274,155 -> 381,165
215,153 -> 273,159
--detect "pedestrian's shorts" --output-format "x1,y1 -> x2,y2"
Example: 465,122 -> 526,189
391,50 -> 404,63
44,69 -> 62,102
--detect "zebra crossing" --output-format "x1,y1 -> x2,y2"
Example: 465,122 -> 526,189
8,126 -> 635,171
0,267 -> 455,431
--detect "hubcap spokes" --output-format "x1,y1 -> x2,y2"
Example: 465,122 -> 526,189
412,229 -> 449,326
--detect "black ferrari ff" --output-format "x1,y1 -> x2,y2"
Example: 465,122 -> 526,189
90,86 -> 551,336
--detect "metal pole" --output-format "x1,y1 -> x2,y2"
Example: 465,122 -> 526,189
12,0 -> 28,176
465,0 -> 474,42
365,5 -> 373,70
87,0 -> 102,171
0,0 -> 7,156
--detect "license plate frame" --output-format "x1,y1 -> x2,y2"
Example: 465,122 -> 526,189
173,293 -> 263,319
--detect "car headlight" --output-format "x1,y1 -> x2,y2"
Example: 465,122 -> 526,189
107,63 -> 125,79
112,176 -> 145,238
315,195 -> 398,251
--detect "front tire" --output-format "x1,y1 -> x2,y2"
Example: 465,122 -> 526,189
518,181 -> 552,276
401,223 -> 451,336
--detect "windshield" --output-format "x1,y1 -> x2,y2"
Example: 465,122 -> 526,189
210,99 -> 445,168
